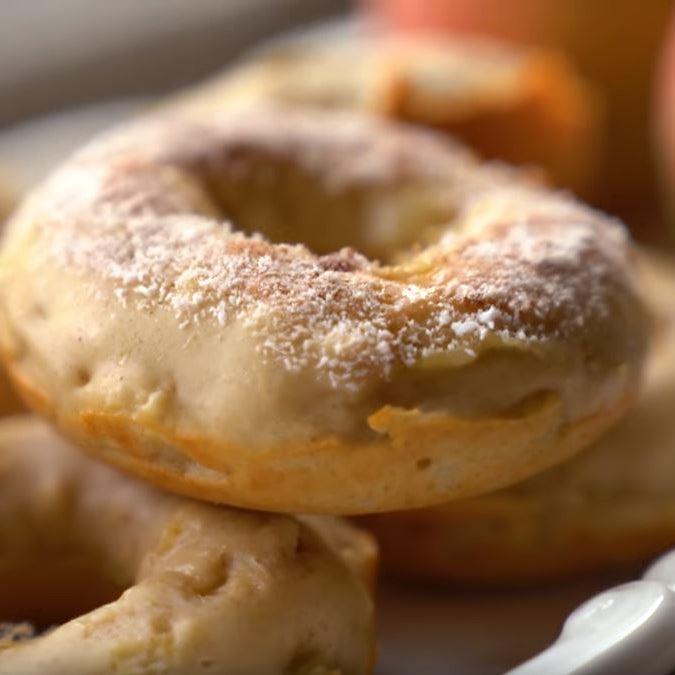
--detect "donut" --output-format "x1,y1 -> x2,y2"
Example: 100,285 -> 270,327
0,171 -> 17,224
181,37 -> 600,193
0,172 -> 24,416
361,252 -> 675,583
0,105 -> 647,514
0,416 -> 375,674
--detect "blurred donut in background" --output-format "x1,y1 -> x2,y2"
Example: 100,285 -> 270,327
187,36 -> 601,197
367,0 -> 673,240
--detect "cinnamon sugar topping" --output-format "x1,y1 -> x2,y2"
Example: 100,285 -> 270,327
26,107 -> 636,391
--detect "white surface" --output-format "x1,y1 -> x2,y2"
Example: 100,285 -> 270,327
0,100 -> 144,189
1,96 -> 674,675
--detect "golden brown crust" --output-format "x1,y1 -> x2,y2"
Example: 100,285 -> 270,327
0,171 -> 24,416
0,173 -> 16,224
0,371 -> 24,418
28,389 -> 628,516
0,105 -> 647,513
361,252 -> 675,583
0,416 -> 375,674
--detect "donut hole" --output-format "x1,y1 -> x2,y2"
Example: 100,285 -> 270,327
0,558 -> 127,635
202,153 -> 454,263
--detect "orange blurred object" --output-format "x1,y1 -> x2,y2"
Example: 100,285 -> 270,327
656,6 -> 675,232
368,0 -> 672,237
398,46 -> 601,196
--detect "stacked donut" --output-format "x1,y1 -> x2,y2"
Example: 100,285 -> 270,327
0,35 -> 656,674
0,172 -> 16,224
0,172 -> 23,415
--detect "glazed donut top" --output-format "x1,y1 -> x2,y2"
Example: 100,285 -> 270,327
0,416 -> 375,675
0,106 -> 647,512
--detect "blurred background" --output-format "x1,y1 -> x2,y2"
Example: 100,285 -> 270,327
2,2 -> 675,674
0,1 -> 349,125
2,0 -> 675,243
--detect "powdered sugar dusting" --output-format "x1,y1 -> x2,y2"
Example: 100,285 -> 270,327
24,106 -> 638,392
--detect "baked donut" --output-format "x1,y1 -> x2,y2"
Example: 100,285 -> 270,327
0,105 -> 647,514
0,416 -> 375,674
362,252 -> 675,583
0,171 -> 24,416
182,37 -> 600,193
0,171 -> 17,224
